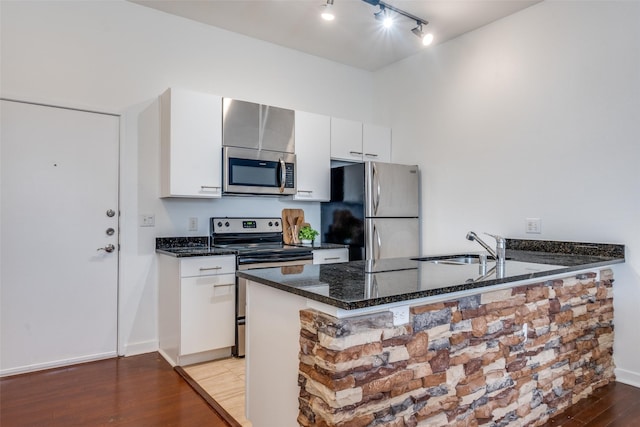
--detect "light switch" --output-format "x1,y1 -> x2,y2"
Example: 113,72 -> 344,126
140,214 -> 155,227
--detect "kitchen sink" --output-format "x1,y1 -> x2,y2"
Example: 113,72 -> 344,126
411,254 -> 495,265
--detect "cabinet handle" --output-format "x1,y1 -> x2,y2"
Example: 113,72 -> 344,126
212,283 -> 234,288
324,257 -> 340,261
364,153 -> 379,158
200,266 -> 223,271
297,190 -> 313,194
350,151 -> 363,156
200,186 -> 221,190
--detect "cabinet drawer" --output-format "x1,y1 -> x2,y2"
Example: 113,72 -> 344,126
180,255 -> 236,277
313,248 -> 349,264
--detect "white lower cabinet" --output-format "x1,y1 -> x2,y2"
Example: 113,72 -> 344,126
158,255 -> 236,366
313,248 -> 349,264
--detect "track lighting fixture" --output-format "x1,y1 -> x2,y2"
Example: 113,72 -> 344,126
320,0 -> 335,21
320,0 -> 433,46
364,0 -> 433,46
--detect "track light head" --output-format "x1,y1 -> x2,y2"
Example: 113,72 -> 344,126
411,22 -> 423,37
374,5 -> 394,28
320,0 -> 335,21
411,20 -> 433,46
373,5 -> 385,21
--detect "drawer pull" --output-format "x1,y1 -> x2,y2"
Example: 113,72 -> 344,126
212,283 -> 234,288
349,151 -> 363,156
200,186 -> 221,190
324,257 -> 341,261
297,190 -> 313,194
364,153 -> 379,158
200,266 -> 223,271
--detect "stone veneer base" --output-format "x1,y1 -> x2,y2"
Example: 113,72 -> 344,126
298,269 -> 615,427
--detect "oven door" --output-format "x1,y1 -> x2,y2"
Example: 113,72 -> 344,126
235,257 -> 312,357
223,146 -> 296,195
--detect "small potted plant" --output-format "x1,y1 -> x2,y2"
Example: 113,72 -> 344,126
298,225 -> 319,245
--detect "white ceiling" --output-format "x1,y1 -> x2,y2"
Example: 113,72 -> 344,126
130,0 -> 541,71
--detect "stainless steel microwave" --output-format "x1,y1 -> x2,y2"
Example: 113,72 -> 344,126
223,146 -> 296,196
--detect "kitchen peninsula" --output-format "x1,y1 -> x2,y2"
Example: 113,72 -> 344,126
238,239 -> 624,427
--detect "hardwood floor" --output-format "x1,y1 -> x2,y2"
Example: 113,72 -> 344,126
0,352 -> 230,427
542,382 -> 640,427
2,352 -> 639,427
180,359 -> 640,427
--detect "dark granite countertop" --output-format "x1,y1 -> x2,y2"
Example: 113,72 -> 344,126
237,239 -> 625,310
155,236 -> 237,257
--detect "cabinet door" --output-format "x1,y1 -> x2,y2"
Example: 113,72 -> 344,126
330,117 -> 363,162
180,274 -> 235,355
363,123 -> 391,163
294,111 -> 331,201
160,88 -> 222,198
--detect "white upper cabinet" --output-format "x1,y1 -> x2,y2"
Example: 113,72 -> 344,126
330,117 -> 363,162
160,88 -> 222,198
331,117 -> 392,163
293,111 -> 331,201
363,123 -> 392,163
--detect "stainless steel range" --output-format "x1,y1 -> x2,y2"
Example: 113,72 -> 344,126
210,217 -> 313,357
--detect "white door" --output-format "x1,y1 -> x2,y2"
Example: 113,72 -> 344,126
1,100 -> 120,375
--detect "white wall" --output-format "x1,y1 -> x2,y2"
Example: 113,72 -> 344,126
1,0 -> 373,356
373,1 -> 640,385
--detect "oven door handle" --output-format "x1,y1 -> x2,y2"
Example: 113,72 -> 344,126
278,158 -> 286,193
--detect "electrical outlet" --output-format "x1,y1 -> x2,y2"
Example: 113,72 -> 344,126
188,217 -> 198,232
525,218 -> 541,234
390,306 -> 410,326
140,214 -> 155,227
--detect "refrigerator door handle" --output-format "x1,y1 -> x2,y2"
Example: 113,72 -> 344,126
373,224 -> 382,260
372,163 -> 381,216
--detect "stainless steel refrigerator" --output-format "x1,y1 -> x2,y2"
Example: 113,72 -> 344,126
321,162 -> 420,261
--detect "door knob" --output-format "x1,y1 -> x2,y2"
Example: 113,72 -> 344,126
97,244 -> 115,253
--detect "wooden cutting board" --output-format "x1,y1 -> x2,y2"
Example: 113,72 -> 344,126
281,208 -> 306,244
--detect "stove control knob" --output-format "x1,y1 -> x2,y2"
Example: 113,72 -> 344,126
217,221 -> 223,227
274,221 -> 279,226
225,221 -> 230,227
268,221 -> 273,227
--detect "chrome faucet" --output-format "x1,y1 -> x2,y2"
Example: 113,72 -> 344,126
466,231 -> 506,266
